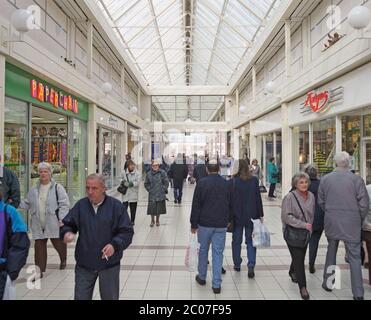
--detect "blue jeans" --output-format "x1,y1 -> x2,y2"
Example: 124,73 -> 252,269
197,226 -> 226,289
174,185 -> 183,201
232,222 -> 256,268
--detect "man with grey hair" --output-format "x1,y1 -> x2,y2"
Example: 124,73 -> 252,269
60,174 -> 134,300
318,152 -> 369,300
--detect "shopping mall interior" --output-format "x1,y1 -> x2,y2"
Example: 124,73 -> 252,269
1,0 -> 371,301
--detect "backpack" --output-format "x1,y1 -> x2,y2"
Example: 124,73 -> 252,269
0,205 -> 11,261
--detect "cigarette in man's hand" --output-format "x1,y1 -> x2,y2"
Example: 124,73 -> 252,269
104,254 -> 109,261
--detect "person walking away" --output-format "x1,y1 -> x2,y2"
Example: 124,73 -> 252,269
168,154 -> 188,204
20,162 -> 69,279
281,172 -> 314,300
268,157 -> 278,198
121,160 -> 140,226
0,188 -> 30,300
145,159 -> 169,227
363,184 -> 371,285
0,165 -> 21,208
319,152 -> 369,300
190,159 -> 232,294
230,159 -> 264,278
61,174 -> 133,300
193,156 -> 208,183
303,164 -> 324,274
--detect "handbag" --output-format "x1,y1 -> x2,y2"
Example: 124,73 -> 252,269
117,174 -> 129,195
283,192 -> 310,248
259,184 -> 267,193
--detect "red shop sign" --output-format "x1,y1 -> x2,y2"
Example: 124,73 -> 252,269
300,86 -> 344,115
304,91 -> 329,113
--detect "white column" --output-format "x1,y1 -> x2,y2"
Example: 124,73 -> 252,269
249,121 -> 257,160
252,65 -> 257,102
123,121 -> 128,157
336,115 -> 342,153
285,20 -> 292,78
121,66 -> 126,104
302,17 -> 310,67
262,135 -> 267,183
0,55 -> 5,170
309,122 -> 313,163
233,129 -> 240,160
87,20 -> 93,79
137,88 -> 141,117
87,104 -> 97,174
292,126 -> 300,173
235,89 -> 239,117
281,103 -> 293,196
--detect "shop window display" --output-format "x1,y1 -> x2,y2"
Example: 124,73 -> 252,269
298,124 -> 310,171
364,115 -> 371,137
342,116 -> 361,173
313,118 -> 336,176
4,97 -> 29,200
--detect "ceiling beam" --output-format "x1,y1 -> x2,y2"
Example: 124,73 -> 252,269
148,0 -> 173,85
205,0 -> 229,85
147,86 -> 230,96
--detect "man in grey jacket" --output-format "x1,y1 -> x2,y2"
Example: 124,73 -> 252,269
318,152 -> 369,300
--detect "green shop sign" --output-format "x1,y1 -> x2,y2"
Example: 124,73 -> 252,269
5,63 -> 88,121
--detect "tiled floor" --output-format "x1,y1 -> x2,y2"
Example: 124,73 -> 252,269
15,182 -> 371,300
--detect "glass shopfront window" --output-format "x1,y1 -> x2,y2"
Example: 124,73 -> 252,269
71,119 -> 87,204
313,118 -> 336,176
265,134 -> 274,184
364,115 -> 371,137
299,124 -> 310,171
342,116 -> 361,173
4,97 -> 29,200
97,126 -> 121,189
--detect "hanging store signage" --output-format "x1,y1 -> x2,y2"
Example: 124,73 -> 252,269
300,86 -> 344,115
30,79 -> 79,114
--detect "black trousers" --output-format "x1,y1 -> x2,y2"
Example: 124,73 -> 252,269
74,264 -> 120,300
123,202 -> 138,223
288,245 -> 308,289
309,229 -> 323,266
268,183 -> 276,197
0,270 -> 7,300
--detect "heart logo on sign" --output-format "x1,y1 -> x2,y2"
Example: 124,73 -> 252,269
304,91 -> 329,112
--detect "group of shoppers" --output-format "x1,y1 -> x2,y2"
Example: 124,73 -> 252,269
190,158 -> 264,294
281,151 -> 370,300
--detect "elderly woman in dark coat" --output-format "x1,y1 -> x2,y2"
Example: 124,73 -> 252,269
145,158 -> 169,227
304,164 -> 324,274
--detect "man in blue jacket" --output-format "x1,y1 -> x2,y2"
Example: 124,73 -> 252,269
0,189 -> 30,299
61,174 -> 134,300
190,159 -> 232,294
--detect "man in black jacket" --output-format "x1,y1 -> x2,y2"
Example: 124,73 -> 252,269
193,155 -> 208,183
190,160 -> 232,294
61,174 -> 134,300
168,154 -> 188,204
0,166 -> 21,208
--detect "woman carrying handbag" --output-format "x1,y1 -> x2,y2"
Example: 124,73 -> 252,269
281,172 -> 315,300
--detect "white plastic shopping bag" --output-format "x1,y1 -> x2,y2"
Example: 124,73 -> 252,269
185,233 -> 199,272
251,219 -> 271,248
2,275 -> 16,300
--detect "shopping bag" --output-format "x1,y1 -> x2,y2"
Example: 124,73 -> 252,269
251,219 -> 271,248
259,184 -> 267,193
3,275 -> 16,300
185,233 -> 199,272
